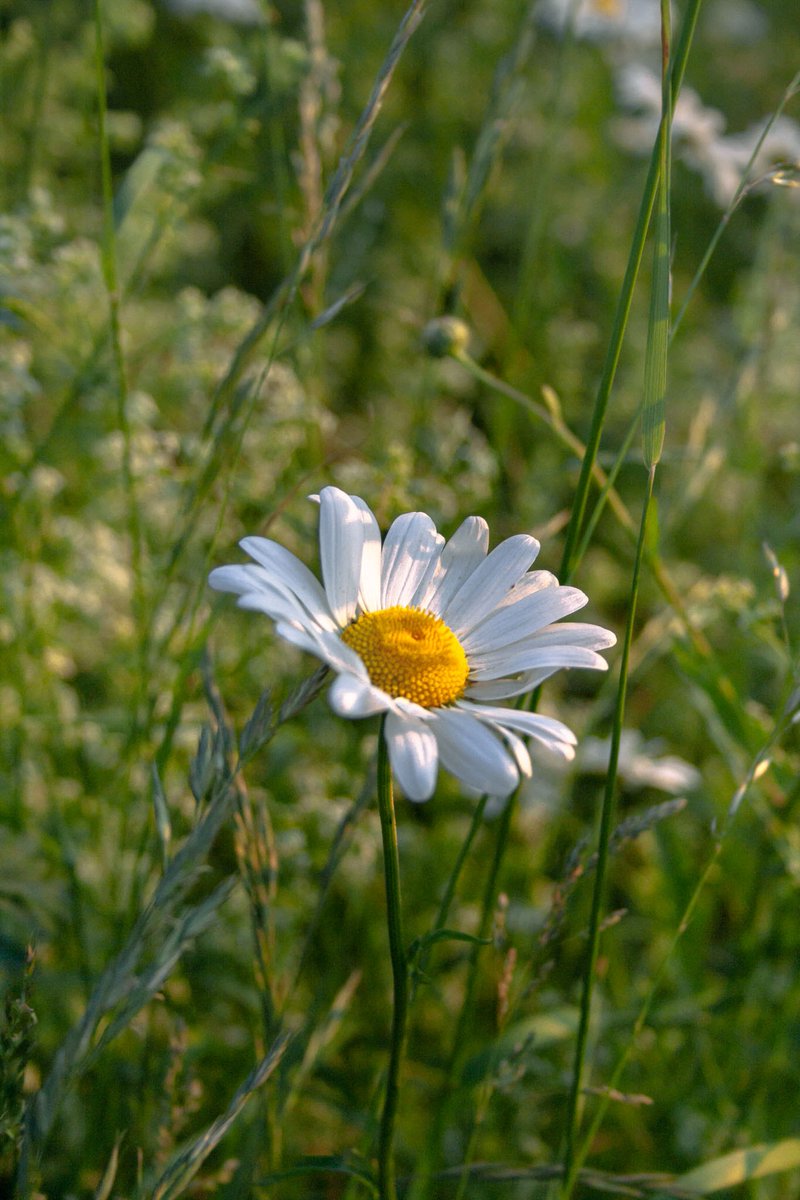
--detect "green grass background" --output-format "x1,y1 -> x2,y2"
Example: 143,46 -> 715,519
1,0 -> 800,1195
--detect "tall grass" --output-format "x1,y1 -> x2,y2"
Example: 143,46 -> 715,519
1,0 -> 800,1196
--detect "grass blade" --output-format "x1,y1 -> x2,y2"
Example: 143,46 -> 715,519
676,1140 -> 800,1195
150,1033 -> 291,1200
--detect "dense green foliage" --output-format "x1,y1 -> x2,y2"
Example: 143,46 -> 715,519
1,0 -> 800,1196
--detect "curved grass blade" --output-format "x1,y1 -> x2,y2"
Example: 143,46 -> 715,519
676,1140 -> 800,1195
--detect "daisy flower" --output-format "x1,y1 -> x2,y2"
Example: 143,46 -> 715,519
209,487 -> 616,802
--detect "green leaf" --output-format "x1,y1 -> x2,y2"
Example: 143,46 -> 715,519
151,1034 -> 291,1200
151,764 -> 171,868
408,927 -> 492,960
676,1140 -> 800,1194
93,1134 -> 123,1200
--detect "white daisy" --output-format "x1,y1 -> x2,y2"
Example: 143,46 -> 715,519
209,487 -> 616,803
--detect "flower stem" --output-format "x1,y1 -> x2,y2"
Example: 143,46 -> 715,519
376,717 -> 409,1200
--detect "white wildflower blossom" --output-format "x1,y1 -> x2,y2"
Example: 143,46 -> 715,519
578,730 -> 702,793
210,487 -> 616,802
535,0 -> 664,46
613,64 -> 800,206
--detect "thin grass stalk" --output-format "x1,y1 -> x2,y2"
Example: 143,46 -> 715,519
286,772 -> 374,1005
558,0 -> 703,581
149,1033 -> 291,1200
573,410 -> 640,566
441,0 -> 540,280
572,671 -> 800,1181
16,7 -> 52,204
405,791 -> 491,1016
403,791 -> 497,1200
17,673 -> 324,1187
455,354 -> 732,682
560,465 -> 656,1200
454,789 -> 515,1060
513,0 -> 579,333
140,0 -> 429,704
431,793 -> 489,937
201,0 -> 428,442
452,795 -> 516,1199
92,0 -> 146,711
642,0 -> 672,472
410,793 -> 516,1200
376,718 -> 409,1200
456,353 -> 636,535
561,0 -> 674,1182
671,67 -> 800,340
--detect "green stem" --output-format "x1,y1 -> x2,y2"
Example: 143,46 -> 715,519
407,791 -> 489,1013
560,465 -> 656,1200
376,719 -> 409,1200
671,67 -> 800,341
558,0 -> 703,581
92,0 -> 147,717
452,793 -> 515,1200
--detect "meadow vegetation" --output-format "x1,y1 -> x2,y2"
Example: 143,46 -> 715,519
1,0 -> 800,1196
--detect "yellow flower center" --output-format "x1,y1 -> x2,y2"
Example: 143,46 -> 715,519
340,606 -> 469,708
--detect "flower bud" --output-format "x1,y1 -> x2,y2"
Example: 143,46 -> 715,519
421,315 -> 471,359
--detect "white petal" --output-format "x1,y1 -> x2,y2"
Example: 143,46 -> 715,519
523,621 -> 618,650
385,712 -> 439,801
461,586 -> 588,655
329,672 -> 391,718
380,512 -> 442,608
274,621 -> 367,678
392,695 -> 435,722
419,516 -> 489,615
318,487 -> 367,626
271,620 -> 328,660
351,494 -> 383,612
465,670 -> 559,701
488,569 -> 559,610
443,534 -> 540,636
429,708 -> 520,797
407,534 -> 446,608
469,644 -> 612,678
458,701 -> 577,760
211,563 -> 340,636
239,537 -> 337,631
208,564 -> 267,595
237,587 -> 313,626
497,725 -> 533,778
